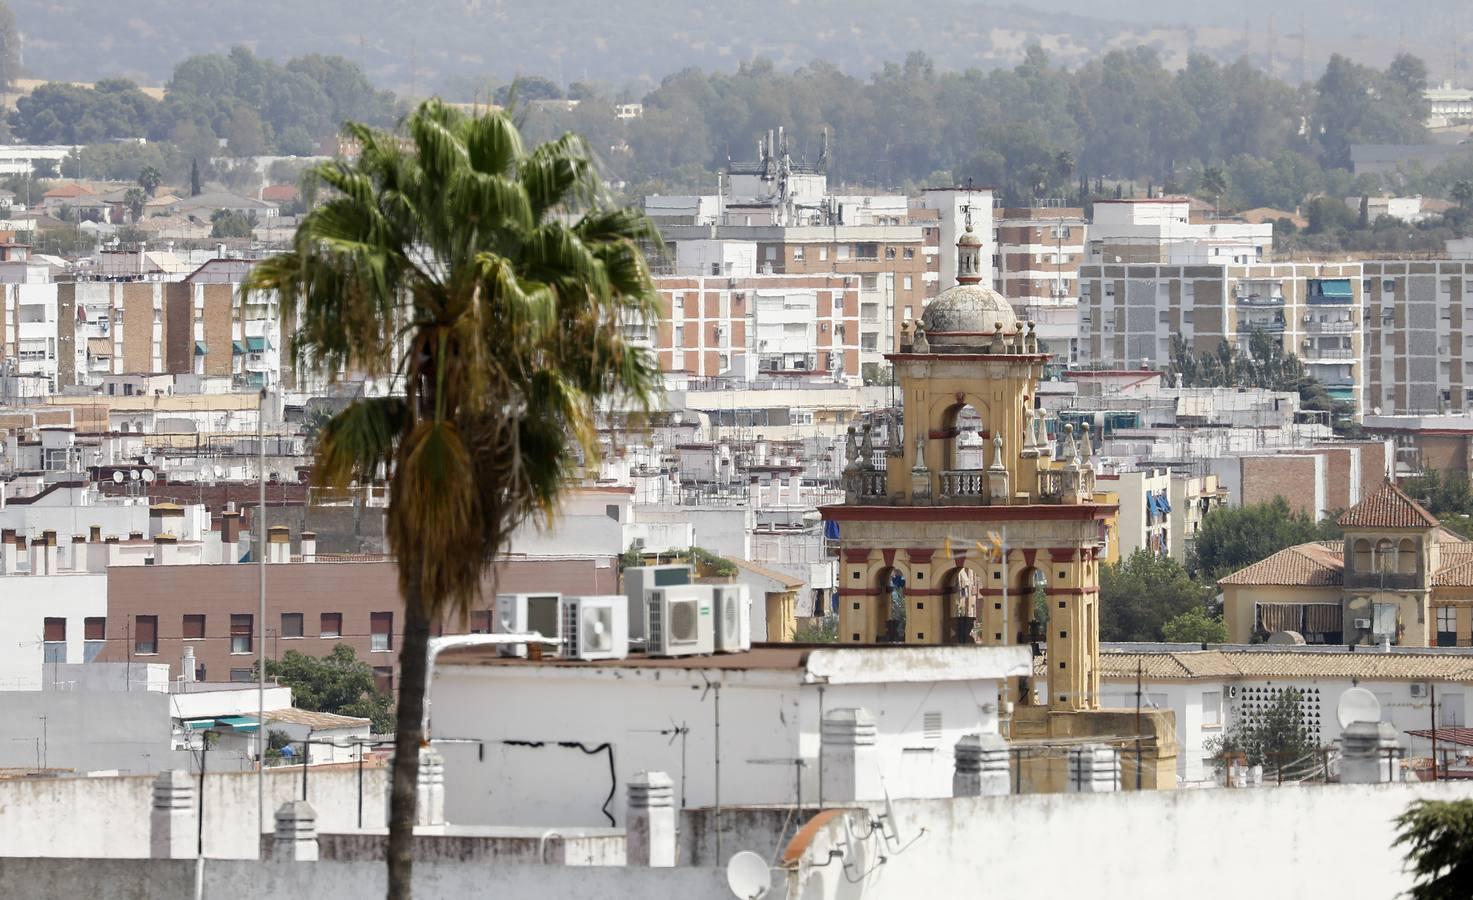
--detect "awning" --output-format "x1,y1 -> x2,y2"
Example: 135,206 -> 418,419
1159,492 -> 1172,513
1146,493 -> 1161,517
193,341 -> 208,356
215,715 -> 259,732
824,519 -> 840,540
232,340 -> 247,355
245,336 -> 271,352
182,718 -> 216,730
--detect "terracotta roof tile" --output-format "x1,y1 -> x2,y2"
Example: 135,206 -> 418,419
1217,542 -> 1345,586
1337,482 -> 1439,530
1090,650 -> 1473,683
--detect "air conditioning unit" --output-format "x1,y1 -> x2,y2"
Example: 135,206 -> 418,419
711,584 -> 752,653
1353,618 -> 1371,630
561,595 -> 629,662
1410,683 -> 1428,698
624,565 -> 693,640
495,592 -> 563,657
646,585 -> 714,657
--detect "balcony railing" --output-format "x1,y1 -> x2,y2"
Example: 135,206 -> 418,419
859,470 -> 888,500
1307,321 -> 1355,334
939,469 -> 988,505
1235,293 -> 1285,307
1237,319 -> 1285,334
1303,346 -> 1355,360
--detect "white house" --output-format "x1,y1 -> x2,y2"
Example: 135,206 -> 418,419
428,643 -> 1031,828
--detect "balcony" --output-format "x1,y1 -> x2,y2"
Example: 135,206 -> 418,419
1303,346 -> 1355,361
1306,320 -> 1355,334
939,469 -> 988,505
1234,292 -> 1285,307
1036,467 -> 1095,503
1237,318 -> 1285,334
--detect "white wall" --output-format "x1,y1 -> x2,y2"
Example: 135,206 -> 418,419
0,764 -> 389,858
0,573 -> 107,689
430,665 -> 1003,828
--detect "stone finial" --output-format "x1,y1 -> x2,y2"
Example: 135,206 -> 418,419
627,771 -> 676,867
859,423 -> 875,467
273,800 -> 319,862
988,434 -> 1010,504
1025,321 -> 1039,354
954,733 -> 1011,797
988,322 -> 1006,355
843,427 -> 860,473
150,769 -> 197,859
911,430 -> 931,504
913,320 -> 929,353
1063,424 -> 1080,468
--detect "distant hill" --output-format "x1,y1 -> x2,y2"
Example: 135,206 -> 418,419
8,0 -> 1469,96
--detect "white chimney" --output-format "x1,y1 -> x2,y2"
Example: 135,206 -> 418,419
27,537 -> 44,575
181,645 -> 196,684
42,531 -> 58,575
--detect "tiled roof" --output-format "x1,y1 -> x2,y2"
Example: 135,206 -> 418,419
1217,542 -> 1345,586
1087,650 -> 1473,683
265,708 -> 371,729
1337,482 -> 1439,530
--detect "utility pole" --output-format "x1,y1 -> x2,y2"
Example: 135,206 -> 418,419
1430,683 -> 1439,782
256,387 -> 267,845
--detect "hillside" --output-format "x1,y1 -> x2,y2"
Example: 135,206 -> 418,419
7,0 -> 1468,96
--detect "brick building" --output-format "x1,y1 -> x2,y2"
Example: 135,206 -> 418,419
98,555 -> 617,692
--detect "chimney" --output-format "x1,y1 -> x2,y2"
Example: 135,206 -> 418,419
42,531 -> 58,575
953,733 -> 1011,798
70,535 -> 86,572
149,770 -> 197,860
1,528 -> 15,574
220,511 -> 242,564
300,531 -> 317,563
626,771 -> 676,867
267,525 -> 291,564
181,644 -> 196,684
88,539 -> 111,573
154,533 -> 178,566
27,536 -> 43,576
1066,743 -> 1121,793
129,531 -> 145,541
820,708 -> 882,802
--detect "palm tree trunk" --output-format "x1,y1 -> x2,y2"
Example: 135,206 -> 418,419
387,571 -> 431,900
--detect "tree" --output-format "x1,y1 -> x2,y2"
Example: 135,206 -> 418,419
1191,497 -> 1342,581
123,187 -> 147,222
243,100 -> 660,899
0,2 -> 19,93
1395,799 -> 1473,900
1099,549 -> 1216,642
138,166 -> 162,197
264,644 -> 394,732
1452,180 -> 1473,209
189,158 -> 202,196
792,617 -> 838,643
1161,606 -> 1227,643
1207,686 -> 1313,770
209,209 -> 254,238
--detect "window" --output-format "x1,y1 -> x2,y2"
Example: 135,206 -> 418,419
230,614 -> 253,654
84,617 -> 105,641
904,247 -> 915,260
182,614 -> 205,640
833,294 -> 843,309
836,244 -> 849,260
43,617 -> 65,643
793,246 -> 804,260
1438,606 -> 1457,647
371,612 -> 393,652
1202,691 -> 1222,727
281,613 -> 304,639
230,668 -> 253,683
374,666 -> 394,693
470,611 -> 493,634
135,615 -> 158,655
320,613 -> 342,638
903,275 -> 912,291
819,246 -> 828,261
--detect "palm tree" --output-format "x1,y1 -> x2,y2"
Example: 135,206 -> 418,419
244,100 -> 660,899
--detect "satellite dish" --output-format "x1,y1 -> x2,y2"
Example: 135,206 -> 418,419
842,814 -> 870,876
111,471 -> 124,484
1337,687 -> 1381,729
141,469 -> 155,483
881,789 -> 904,844
129,470 -> 140,481
725,851 -> 771,900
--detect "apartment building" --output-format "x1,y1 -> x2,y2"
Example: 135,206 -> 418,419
1087,198 -> 1271,265
651,272 -> 860,381
1359,260 -> 1473,414
0,283 -> 59,390
1077,262 -> 1365,413
995,205 -> 1086,362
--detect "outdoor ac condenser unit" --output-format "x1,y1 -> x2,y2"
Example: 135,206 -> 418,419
495,592 -> 563,657
646,585 -> 714,658
560,595 -> 629,662
711,584 -> 752,653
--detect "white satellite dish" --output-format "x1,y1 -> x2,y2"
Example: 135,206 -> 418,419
141,469 -> 155,483
111,471 -> 124,484
881,788 -> 904,844
842,814 -> 870,876
725,851 -> 771,900
129,470 -> 140,481
1337,687 -> 1381,729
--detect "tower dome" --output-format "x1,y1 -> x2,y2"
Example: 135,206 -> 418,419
920,225 -> 1016,345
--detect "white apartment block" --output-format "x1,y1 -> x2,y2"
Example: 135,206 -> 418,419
1087,198 -> 1271,265
1360,260 -> 1473,414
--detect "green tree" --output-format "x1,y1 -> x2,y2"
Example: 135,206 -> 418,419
1191,497 -> 1342,581
209,209 -> 254,238
1161,606 -> 1227,643
1207,686 -> 1313,769
263,644 -> 394,732
1099,549 -> 1216,642
793,617 -> 838,643
1452,180 -> 1473,209
122,187 -> 147,222
1395,799 -> 1473,900
243,100 -> 659,899
138,165 -> 162,197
